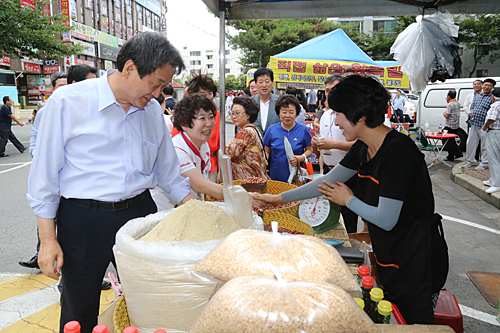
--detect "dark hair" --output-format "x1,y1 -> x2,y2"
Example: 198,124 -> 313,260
3,96 -> 10,104
163,84 -> 174,96
483,78 -> 497,87
187,74 -> 218,96
492,87 -> 500,98
447,90 -> 457,99
116,32 -> 185,78
285,86 -> 297,96
243,86 -> 251,96
232,96 -> 260,123
275,94 -> 302,116
249,79 -> 255,86
67,65 -> 97,84
473,79 -> 483,84
329,75 -> 389,129
51,71 -> 67,87
173,93 -> 217,132
254,68 -> 274,82
155,92 -> 165,106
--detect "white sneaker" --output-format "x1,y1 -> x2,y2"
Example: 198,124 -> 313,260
475,165 -> 488,171
483,180 -> 492,186
463,162 -> 475,168
486,186 -> 500,194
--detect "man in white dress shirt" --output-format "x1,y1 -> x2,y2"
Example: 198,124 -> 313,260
27,32 -> 193,332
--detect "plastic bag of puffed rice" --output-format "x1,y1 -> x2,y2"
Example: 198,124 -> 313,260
193,222 -> 361,295
189,272 -> 379,333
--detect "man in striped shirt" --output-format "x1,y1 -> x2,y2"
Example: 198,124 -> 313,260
463,78 -> 497,170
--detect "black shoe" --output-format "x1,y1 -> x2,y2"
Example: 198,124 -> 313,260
19,255 -> 39,269
19,146 -> 27,153
101,280 -> 112,290
0,153 -> 8,157
444,156 -> 455,162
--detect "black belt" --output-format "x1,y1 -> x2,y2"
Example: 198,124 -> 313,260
71,190 -> 149,211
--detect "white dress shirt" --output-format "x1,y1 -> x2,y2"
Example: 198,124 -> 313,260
260,99 -> 270,130
27,70 -> 190,219
319,110 -> 348,166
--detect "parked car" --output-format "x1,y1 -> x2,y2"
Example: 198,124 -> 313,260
416,77 -> 500,151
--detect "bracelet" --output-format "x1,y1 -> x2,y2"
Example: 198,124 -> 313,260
302,154 -> 308,162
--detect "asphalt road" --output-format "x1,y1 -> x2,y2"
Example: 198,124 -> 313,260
1,122 -> 499,332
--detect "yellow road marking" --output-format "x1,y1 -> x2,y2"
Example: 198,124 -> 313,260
0,274 -> 57,303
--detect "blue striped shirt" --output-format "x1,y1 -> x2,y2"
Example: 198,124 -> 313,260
469,92 -> 494,128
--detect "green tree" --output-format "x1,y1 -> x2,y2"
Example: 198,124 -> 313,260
457,14 -> 500,77
0,0 -> 82,59
224,74 -> 245,91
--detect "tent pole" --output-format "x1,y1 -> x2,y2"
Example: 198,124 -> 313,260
219,2 -> 226,154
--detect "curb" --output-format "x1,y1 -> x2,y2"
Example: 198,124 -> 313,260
452,162 -> 500,209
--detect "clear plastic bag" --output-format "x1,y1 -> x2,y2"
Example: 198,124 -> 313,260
113,203 -> 263,333
390,10 -> 460,91
190,273 -> 379,333
193,223 -> 361,294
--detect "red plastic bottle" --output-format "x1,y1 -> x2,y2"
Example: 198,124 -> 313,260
357,265 -> 370,286
92,324 -> 110,333
361,275 -> 375,314
64,321 -> 81,333
123,327 -> 139,333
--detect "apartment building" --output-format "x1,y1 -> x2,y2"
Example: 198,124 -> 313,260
180,47 -> 246,81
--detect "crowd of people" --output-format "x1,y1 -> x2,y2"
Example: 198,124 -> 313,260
13,30 -> 500,331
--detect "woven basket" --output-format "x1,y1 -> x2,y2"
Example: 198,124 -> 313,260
113,296 -> 130,333
206,180 -> 301,218
262,211 -> 313,236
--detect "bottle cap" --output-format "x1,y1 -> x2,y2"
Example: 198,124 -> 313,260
370,288 -> 384,301
361,276 -> 374,289
353,297 -> 365,309
378,300 -> 393,316
64,321 -> 81,333
92,324 -> 110,333
357,265 -> 370,277
153,330 -> 167,333
123,327 -> 139,333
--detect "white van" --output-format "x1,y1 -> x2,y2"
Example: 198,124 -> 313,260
416,77 -> 500,151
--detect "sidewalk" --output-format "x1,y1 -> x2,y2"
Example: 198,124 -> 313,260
452,162 -> 500,209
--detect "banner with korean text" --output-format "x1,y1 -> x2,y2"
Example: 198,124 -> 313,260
270,57 -> 410,90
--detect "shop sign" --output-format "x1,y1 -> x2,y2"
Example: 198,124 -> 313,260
161,18 -> 166,32
127,17 -> 132,28
116,13 -> 121,23
104,60 -> 113,70
71,38 -> 95,57
86,0 -> 93,10
44,65 -> 61,74
43,59 -> 60,66
21,0 -> 35,9
98,43 -> 119,61
116,24 -> 122,35
71,22 -> 118,48
141,25 -> 154,33
118,38 -> 125,46
63,55 -> 74,71
101,3 -> 108,16
23,62 -> 41,73
70,0 -> 77,20
0,55 -> 11,66
101,17 -> 108,30
115,0 -> 121,8
22,57 -> 43,65
61,0 -> 71,26
270,57 -> 410,90
63,32 -> 71,42
74,58 -> 95,66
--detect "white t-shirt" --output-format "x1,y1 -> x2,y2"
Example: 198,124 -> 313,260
260,99 -> 270,130
150,133 -> 211,211
319,110 -> 348,166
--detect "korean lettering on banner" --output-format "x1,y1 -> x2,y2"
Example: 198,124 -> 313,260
277,60 -> 291,72
313,63 -> 328,74
0,55 -> 11,66
23,62 -> 41,73
20,0 -> 35,9
63,55 -> 74,71
61,0 -> 71,26
44,66 -> 61,74
115,23 -> 121,35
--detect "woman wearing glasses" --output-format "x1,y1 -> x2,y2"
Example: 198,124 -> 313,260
226,96 -> 268,180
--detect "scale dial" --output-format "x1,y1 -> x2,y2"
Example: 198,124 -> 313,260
299,197 -> 331,227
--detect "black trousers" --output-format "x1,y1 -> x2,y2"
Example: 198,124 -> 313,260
0,128 -> 24,154
443,126 -> 462,159
394,109 -> 404,123
57,192 -> 157,333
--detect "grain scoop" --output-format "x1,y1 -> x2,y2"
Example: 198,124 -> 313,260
220,152 -> 253,228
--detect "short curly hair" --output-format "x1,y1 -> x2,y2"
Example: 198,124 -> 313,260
173,93 -> 217,132
275,94 -> 302,116
232,96 -> 260,123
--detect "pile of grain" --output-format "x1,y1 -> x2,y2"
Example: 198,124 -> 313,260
190,275 -> 379,333
193,229 -> 360,293
140,200 -> 241,243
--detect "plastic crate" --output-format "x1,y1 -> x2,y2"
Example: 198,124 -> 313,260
391,302 -> 407,325
434,290 -> 463,333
